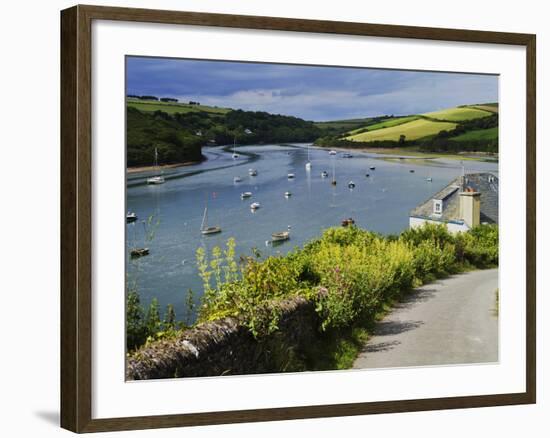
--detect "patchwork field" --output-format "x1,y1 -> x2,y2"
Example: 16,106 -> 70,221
346,118 -> 457,142
469,105 -> 499,114
422,106 -> 492,122
451,127 -> 499,142
347,116 -> 419,135
127,99 -> 230,115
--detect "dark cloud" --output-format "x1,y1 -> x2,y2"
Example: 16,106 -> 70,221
126,57 -> 498,121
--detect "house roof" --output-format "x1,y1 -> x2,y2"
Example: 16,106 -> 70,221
410,172 -> 499,224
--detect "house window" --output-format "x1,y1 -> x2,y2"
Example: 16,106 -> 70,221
433,200 -> 442,215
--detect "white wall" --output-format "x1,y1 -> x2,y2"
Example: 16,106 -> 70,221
409,217 -> 470,233
0,1 -> 546,437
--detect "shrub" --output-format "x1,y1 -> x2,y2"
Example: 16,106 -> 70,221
125,223 -> 499,351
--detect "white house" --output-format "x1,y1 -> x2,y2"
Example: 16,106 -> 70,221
409,173 -> 498,233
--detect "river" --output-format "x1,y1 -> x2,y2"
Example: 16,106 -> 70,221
126,144 -> 498,322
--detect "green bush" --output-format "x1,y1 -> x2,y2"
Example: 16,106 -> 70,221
127,223 -> 498,351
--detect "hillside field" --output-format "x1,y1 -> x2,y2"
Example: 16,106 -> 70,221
422,106 -> 493,121
347,116 -> 419,135
468,104 -> 499,114
127,99 -> 230,115
345,118 -> 457,142
450,127 -> 499,142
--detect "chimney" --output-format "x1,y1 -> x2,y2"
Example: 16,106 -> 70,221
459,188 -> 481,228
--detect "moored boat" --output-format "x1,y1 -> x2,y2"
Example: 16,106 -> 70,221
348,181 -> 356,188
271,231 -> 290,242
321,171 -> 328,178
200,197 -> 222,235
287,173 -> 295,179
250,202 -> 261,210
233,176 -> 243,183
126,212 -> 137,223
130,247 -> 149,258
249,168 -> 258,176
146,148 -> 165,185
241,191 -> 252,199
284,191 -> 292,198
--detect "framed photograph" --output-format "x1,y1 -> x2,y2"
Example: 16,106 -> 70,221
60,5 -> 536,433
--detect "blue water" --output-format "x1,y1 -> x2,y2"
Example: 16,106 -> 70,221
126,144 -> 498,321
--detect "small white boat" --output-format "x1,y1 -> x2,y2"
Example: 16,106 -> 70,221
409,169 -> 415,173
342,153 -> 353,158
201,226 -> 222,235
287,173 -> 295,179
250,202 -> 261,210
426,177 -> 433,182
200,204 -> 222,235
348,181 -> 356,188
329,150 -> 337,155
147,148 -> 165,185
232,153 -> 240,159
249,168 -> 258,176
369,166 -> 376,170
147,175 -> 165,185
321,171 -> 328,178
126,212 -> 137,223
284,191 -> 292,198
241,191 -> 252,199
305,161 -> 312,171
271,231 -> 290,242
233,176 -> 243,183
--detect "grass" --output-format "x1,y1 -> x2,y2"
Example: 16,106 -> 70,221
346,116 -> 419,135
422,107 -> 492,121
346,118 -> 457,142
468,105 -> 499,114
126,99 -> 230,115
451,127 -> 499,142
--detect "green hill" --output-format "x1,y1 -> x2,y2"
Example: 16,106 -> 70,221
346,118 -> 457,142
127,98 -> 230,115
316,103 -> 498,153
422,106 -> 493,122
126,105 -> 322,167
451,127 -> 498,142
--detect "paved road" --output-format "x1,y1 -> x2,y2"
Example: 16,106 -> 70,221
353,269 -> 499,369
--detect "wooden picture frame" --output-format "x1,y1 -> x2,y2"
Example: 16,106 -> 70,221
60,4 -> 536,433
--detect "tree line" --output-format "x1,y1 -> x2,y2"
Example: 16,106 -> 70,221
127,106 -> 322,166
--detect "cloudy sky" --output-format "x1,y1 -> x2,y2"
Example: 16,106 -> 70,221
126,57 -> 498,122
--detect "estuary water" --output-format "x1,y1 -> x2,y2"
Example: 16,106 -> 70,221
126,144 -> 498,321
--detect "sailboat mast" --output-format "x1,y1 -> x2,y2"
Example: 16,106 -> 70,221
201,207 -> 207,230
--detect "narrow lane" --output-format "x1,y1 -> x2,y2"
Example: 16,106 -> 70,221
353,269 -> 499,369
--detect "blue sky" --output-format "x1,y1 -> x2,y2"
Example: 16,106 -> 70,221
126,57 -> 498,122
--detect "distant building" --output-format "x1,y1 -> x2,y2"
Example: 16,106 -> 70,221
244,128 -> 253,135
409,172 -> 498,233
